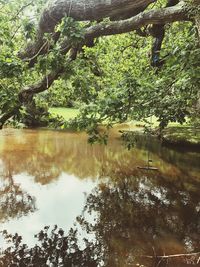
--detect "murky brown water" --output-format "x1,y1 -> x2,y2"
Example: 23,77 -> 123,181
0,128 -> 199,266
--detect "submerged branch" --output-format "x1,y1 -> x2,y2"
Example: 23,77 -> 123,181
140,251 -> 200,258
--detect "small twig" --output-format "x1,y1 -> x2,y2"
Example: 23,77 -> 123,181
68,0 -> 73,17
10,25 -> 22,41
25,40 -> 48,62
46,41 -> 50,88
156,258 -> 163,267
12,1 -> 34,21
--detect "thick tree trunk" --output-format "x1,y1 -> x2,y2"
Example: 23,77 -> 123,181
20,0 -> 151,62
20,0 -> 152,62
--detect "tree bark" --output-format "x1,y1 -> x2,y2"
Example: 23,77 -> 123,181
18,71 -> 63,104
20,0 -> 153,62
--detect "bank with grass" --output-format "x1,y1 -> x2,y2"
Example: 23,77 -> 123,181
49,107 -> 200,148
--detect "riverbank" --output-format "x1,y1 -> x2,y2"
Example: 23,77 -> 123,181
50,108 -> 200,149
162,126 -> 200,148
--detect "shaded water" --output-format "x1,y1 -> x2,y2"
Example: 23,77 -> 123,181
0,128 -> 199,266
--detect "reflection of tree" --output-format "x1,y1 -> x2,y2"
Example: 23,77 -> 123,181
134,134 -> 200,178
77,173 -> 200,266
0,165 -> 36,222
0,130 -> 199,186
0,173 -> 199,266
0,226 -> 100,267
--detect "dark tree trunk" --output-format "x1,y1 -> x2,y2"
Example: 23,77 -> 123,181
0,107 -> 20,129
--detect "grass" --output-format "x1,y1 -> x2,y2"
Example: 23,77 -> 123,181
131,116 -> 181,128
49,109 -> 179,127
49,107 -> 79,120
49,108 -> 182,132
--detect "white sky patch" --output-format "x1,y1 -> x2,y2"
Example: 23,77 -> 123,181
0,172 -> 97,247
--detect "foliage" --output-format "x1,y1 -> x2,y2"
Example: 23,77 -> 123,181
61,22 -> 200,138
56,16 -> 85,45
0,226 -> 99,267
0,0 -> 199,133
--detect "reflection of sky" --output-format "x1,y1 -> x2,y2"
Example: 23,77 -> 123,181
0,172 -> 96,247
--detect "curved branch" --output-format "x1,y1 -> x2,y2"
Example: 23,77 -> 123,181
56,2 -> 189,54
84,2 -> 189,39
20,0 -> 151,62
18,3 -> 190,104
39,0 -> 153,34
21,2 -> 189,66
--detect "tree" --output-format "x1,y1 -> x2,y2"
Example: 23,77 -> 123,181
0,0 -> 199,129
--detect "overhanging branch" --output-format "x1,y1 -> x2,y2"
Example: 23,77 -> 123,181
85,2 -> 189,39
21,2 -> 189,66
39,0 -> 154,34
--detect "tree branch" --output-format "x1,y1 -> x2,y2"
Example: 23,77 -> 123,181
0,47 -> 79,128
12,1 -> 34,21
84,2 -> 189,39
21,2 -> 189,66
55,2 -> 189,60
39,0 -> 153,34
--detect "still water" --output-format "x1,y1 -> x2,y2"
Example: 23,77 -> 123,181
0,128 -> 199,266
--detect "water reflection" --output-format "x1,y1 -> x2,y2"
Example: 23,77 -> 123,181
0,129 -> 199,184
0,129 -> 199,266
0,173 -> 199,266
78,174 -> 200,266
0,163 -> 36,223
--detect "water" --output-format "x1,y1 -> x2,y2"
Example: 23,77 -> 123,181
0,128 -> 199,266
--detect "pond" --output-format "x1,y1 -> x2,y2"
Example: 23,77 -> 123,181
0,128 -> 199,266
